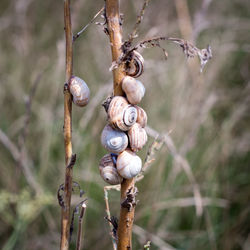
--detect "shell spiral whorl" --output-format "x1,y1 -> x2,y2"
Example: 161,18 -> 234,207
116,149 -> 142,179
99,154 -> 123,185
128,123 -> 148,152
101,124 -> 128,154
69,76 -> 90,107
108,96 -> 137,131
125,51 -> 144,78
122,76 -> 145,105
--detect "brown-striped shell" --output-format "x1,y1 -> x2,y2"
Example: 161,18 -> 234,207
99,154 -> 123,185
101,124 -> 128,153
69,76 -> 90,107
135,106 -> 147,128
108,96 -> 137,131
122,76 -> 145,105
128,123 -> 148,152
125,51 -> 144,78
116,149 -> 142,179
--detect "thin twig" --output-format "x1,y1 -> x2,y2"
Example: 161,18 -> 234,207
113,36 -> 212,73
136,138 -> 164,182
60,0 -> 74,249
104,185 -> 120,250
127,0 -> 150,44
73,6 -> 104,41
76,202 -> 87,250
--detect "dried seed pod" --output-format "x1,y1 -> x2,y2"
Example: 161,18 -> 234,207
116,149 -> 142,179
125,51 -> 144,78
101,124 -> 128,153
69,76 -> 90,107
135,106 -> 147,128
99,154 -> 123,185
108,96 -> 137,131
128,123 -> 148,152
122,76 -> 145,105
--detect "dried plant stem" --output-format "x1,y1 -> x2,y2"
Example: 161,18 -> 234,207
105,0 -> 136,249
60,0 -> 74,249
73,6 -> 104,41
76,203 -> 87,250
104,185 -> 121,250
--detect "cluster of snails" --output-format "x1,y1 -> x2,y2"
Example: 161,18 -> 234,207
99,51 -> 148,185
68,75 -> 90,107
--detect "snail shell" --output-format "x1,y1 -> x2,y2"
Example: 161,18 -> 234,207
135,106 -> 147,128
116,149 -> 142,179
69,76 -> 90,107
128,123 -> 148,152
101,124 -> 128,153
122,76 -> 145,105
108,96 -> 137,131
125,51 -> 144,78
99,154 -> 123,185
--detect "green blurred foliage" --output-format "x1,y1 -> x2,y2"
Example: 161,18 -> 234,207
0,0 -> 250,249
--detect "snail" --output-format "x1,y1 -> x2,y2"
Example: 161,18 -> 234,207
116,149 -> 142,179
125,51 -> 144,78
122,76 -> 145,105
135,106 -> 147,128
128,123 -> 148,152
108,96 -> 137,131
101,124 -> 128,154
69,76 -> 90,107
99,154 -> 123,185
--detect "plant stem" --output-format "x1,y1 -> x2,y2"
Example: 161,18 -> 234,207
60,0 -> 73,249
76,203 -> 87,250
105,0 -> 136,249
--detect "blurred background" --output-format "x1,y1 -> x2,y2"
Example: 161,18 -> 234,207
0,0 -> 250,249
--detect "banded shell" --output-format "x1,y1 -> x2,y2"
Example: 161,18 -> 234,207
125,51 -> 144,78
122,76 -> 145,105
116,149 -> 142,179
128,123 -> 148,151
135,106 -> 147,128
108,96 -> 137,131
99,154 -> 123,185
69,76 -> 90,107
101,124 -> 128,153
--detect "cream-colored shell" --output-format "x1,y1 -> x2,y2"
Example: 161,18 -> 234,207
69,76 -> 90,107
99,154 -> 123,185
108,96 -> 137,131
128,123 -> 148,152
125,51 -> 144,78
116,149 -> 142,179
101,124 -> 128,153
122,76 -> 145,105
135,106 -> 147,128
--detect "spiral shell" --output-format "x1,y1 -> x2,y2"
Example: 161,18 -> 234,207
122,76 -> 145,105
101,124 -> 128,153
99,154 -> 123,185
116,149 -> 142,179
135,106 -> 147,128
69,76 -> 90,107
125,51 -> 144,78
108,96 -> 137,131
128,123 -> 148,152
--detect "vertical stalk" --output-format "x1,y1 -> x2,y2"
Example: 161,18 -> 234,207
105,0 -> 136,249
60,0 -> 73,249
